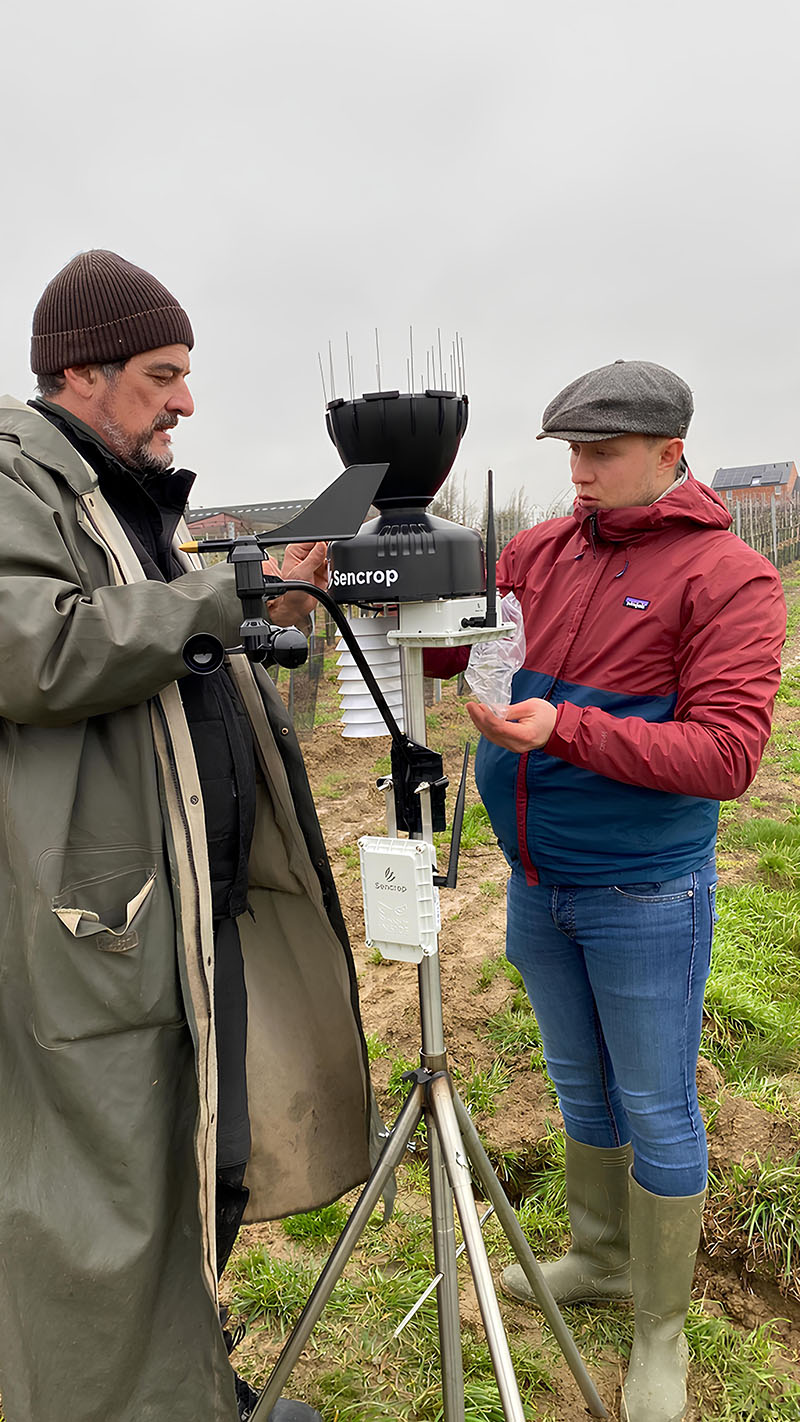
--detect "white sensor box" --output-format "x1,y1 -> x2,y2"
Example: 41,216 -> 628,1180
359,836 -> 441,963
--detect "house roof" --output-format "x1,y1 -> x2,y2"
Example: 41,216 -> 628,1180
711,462 -> 796,490
187,498 -> 311,527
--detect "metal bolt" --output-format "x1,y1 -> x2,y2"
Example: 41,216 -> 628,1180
190,794 -> 199,805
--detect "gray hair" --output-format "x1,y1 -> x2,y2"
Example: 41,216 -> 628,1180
37,360 -> 128,399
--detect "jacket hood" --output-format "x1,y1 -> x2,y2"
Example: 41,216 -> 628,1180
0,395 -> 98,495
573,471 -> 732,545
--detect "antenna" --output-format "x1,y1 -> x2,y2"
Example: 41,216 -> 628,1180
409,325 -> 415,394
485,468 -> 497,628
346,330 -> 354,401
328,340 -> 336,401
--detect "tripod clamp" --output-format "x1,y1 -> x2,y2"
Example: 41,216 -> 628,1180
182,536 -> 309,675
182,549 -> 470,852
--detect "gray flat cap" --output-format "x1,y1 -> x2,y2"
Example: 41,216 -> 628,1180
537,359 -> 693,442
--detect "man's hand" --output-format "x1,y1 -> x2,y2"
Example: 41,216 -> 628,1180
262,541 -> 328,627
466,697 -> 557,752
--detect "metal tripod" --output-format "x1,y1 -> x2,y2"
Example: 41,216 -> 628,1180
251,648 -> 608,1421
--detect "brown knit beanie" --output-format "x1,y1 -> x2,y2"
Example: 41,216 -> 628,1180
31,250 -> 194,375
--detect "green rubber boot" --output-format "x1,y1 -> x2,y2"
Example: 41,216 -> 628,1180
501,1136 -> 633,1305
621,1173 -> 705,1422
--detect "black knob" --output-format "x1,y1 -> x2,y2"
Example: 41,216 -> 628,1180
182,633 -> 225,675
270,626 -> 308,669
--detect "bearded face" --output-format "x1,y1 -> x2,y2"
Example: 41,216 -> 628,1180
89,345 -> 194,472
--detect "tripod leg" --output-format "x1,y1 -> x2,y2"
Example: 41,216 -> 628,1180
428,1075 -> 527,1422
428,1124 -> 466,1422
453,1092 -> 609,1421
251,1084 -> 425,1419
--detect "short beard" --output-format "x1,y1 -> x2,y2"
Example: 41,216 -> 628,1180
96,411 -> 177,474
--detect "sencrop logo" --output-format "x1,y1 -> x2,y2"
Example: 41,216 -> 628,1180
374,865 -> 407,893
330,567 -> 399,589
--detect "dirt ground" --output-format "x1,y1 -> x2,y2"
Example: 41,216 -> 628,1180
263,664 -> 800,1418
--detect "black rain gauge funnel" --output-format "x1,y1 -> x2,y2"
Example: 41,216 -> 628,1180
326,387 -> 485,607
326,389 -> 468,511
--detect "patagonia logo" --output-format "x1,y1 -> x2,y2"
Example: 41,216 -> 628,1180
623,596 -> 650,611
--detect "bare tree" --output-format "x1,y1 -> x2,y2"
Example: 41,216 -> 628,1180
432,472 -> 573,553
430,469 -> 481,528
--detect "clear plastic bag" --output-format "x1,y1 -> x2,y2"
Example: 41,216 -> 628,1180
464,593 -> 526,716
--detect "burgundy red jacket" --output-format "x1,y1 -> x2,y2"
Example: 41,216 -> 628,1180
431,476 -> 786,884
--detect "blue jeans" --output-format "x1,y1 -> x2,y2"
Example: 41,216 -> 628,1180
506,860 -> 716,1197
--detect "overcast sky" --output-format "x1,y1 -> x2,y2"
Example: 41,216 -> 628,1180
2,0 -> 799,515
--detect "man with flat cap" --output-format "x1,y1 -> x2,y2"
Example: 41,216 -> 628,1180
436,360 -> 785,1421
0,251 -> 379,1422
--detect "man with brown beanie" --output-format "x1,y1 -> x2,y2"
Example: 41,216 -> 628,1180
0,251 -> 377,1422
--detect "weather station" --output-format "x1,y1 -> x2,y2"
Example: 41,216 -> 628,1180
182,332 -> 608,1422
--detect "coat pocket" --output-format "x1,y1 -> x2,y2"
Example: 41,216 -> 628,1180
29,848 -> 185,1046
53,869 -> 157,951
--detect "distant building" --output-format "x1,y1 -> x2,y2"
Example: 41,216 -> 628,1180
185,510 -> 252,540
711,462 -> 798,504
186,499 -> 312,539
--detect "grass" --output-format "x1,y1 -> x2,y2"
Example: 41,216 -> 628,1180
485,1002 -> 542,1060
338,843 -> 360,872
757,846 -> 800,885
564,1302 -> 800,1420
282,1200 -> 350,1244
720,816 -> 800,888
776,663 -> 800,706
483,967 -> 547,1077
228,1242 -> 556,1421
317,770 -> 349,799
785,590 -> 800,638
364,1032 -> 389,1063
384,1053 -> 427,1141
701,883 -> 800,1087
434,800 -> 496,852
722,814 -> 800,852
762,724 -> 800,777
386,1053 -> 421,1101
706,1151 -> 800,1300
453,1058 -> 511,1116
476,955 -> 523,992
686,1307 -> 800,1420
475,953 -> 505,991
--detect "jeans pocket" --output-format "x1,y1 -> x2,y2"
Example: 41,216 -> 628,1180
613,882 -> 662,899
708,880 -> 718,923
613,877 -> 695,903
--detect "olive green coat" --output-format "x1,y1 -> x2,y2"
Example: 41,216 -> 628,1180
0,399 -> 374,1422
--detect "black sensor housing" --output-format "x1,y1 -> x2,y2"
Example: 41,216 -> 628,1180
326,390 -> 484,605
